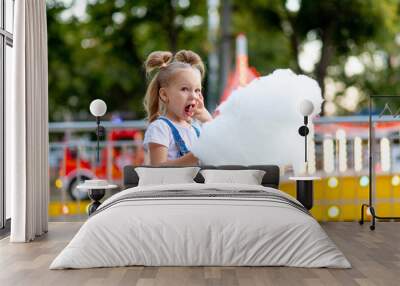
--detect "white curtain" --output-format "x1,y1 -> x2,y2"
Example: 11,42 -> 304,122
7,0 -> 49,242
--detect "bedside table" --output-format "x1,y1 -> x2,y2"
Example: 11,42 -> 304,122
77,180 -> 118,215
289,176 -> 321,210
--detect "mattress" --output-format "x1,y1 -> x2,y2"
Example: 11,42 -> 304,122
50,183 -> 351,269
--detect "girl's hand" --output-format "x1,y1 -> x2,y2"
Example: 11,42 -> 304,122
194,94 -> 212,123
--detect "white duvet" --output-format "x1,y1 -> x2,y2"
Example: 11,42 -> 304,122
50,183 -> 351,269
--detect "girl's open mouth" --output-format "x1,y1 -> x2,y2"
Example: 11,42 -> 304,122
184,103 -> 195,117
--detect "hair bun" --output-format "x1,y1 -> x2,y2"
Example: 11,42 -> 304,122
174,50 -> 205,78
145,51 -> 173,74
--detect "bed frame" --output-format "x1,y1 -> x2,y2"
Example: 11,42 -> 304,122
123,165 -> 280,189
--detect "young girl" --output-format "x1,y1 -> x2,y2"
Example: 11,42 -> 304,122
143,50 -> 213,166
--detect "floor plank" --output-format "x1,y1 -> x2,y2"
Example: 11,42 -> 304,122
0,222 -> 399,286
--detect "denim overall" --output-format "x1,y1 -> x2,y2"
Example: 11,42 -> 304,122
158,116 -> 200,158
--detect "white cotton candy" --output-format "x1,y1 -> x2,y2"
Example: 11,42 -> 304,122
192,69 -> 323,175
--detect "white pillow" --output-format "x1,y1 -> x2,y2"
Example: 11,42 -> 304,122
200,169 -> 266,185
135,167 -> 201,186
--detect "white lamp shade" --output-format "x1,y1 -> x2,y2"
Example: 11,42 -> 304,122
90,99 -> 107,117
299,99 -> 314,116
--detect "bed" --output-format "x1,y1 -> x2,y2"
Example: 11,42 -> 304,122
50,165 -> 351,269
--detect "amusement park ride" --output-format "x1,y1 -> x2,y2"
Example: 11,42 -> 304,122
220,33 -> 260,103
58,129 -> 144,200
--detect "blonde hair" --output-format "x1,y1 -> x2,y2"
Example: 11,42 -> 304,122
143,50 -> 205,123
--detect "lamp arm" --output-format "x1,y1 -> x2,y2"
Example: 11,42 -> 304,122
305,132 -> 307,163
305,116 -> 308,163
298,115 -> 310,164
95,118 -> 106,165
96,117 -> 100,165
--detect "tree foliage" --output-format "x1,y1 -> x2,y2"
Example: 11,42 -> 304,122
47,0 -> 400,119
233,0 -> 400,114
47,0 -> 207,121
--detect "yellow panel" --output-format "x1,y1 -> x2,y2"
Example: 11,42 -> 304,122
314,180 -> 324,200
376,176 -> 391,198
340,204 -> 356,221
280,182 -> 296,198
393,203 -> 400,216
375,203 -> 394,217
325,206 -> 340,222
341,178 -> 357,200
325,185 -> 340,201
320,204 -> 329,222
49,201 -> 90,217
310,205 -> 323,221
393,186 -> 400,198
357,186 -> 369,200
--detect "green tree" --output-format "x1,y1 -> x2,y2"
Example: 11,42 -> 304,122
47,0 -> 400,118
232,0 -> 400,114
47,0 -> 207,121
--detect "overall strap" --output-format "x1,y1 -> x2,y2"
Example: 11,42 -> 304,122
158,116 -> 190,157
192,124 -> 200,138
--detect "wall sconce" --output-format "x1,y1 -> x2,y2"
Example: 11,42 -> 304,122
89,99 -> 107,164
298,99 -> 314,164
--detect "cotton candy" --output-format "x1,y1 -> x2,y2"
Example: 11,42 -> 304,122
192,69 -> 323,174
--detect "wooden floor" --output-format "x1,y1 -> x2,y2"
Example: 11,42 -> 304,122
0,222 -> 399,286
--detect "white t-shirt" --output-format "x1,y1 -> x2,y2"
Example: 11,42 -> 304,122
143,119 -> 201,160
